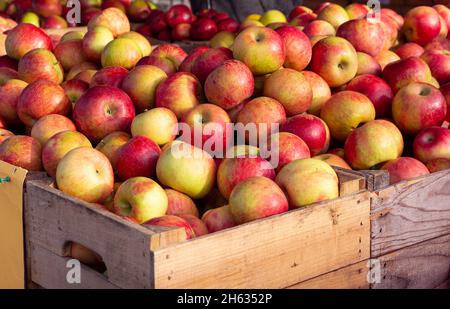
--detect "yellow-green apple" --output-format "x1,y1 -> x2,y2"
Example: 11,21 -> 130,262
288,6 -> 312,21
310,36 -> 358,87
17,80 -> 71,127
302,71 -> 331,116
56,147 -> 113,203
66,62 -> 98,81
281,114 -> 330,156
260,9 -> 286,26
217,157 -> 275,199
202,205 -> 236,233
118,31 -> 151,57
402,6 -> 441,46
95,131 -> 130,171
204,59 -> 254,110
263,68 -> 312,116
289,12 -> 317,27
0,79 -> 27,125
30,114 -> 76,146
73,86 -> 135,142
210,31 -> 235,49
82,26 -> 114,62
42,15 -> 68,29
336,19 -> 386,57
61,79 -> 89,105
178,214 -> 208,237
229,176 -> 288,224
69,242 -> 103,268
90,66 -> 128,88
101,38 -> 142,69
156,141 -> 216,199
275,25 -> 311,72
233,26 -> 285,76
165,189 -> 198,217
314,153 -> 351,169
426,158 -> 450,172
276,158 -> 339,208
317,3 -> 349,29
421,49 -> 450,85
137,44 -> 187,75
344,120 -> 404,170
113,177 -> 167,224
244,14 -> 262,22
115,135 -> 161,180
266,132 -> 310,172
31,0 -> 62,17
179,46 -> 209,73
381,8 -> 404,29
392,82 -> 446,134
236,97 -> 286,140
395,42 -> 425,59
131,108 -> 177,146
240,19 -> 264,29
42,130 -> 92,177
155,72 -> 203,119
121,65 -> 167,112
375,50 -> 400,70
18,49 -> 63,84
217,18 -> 239,33
346,74 -> 394,118
382,57 -> 433,93
441,83 -> 450,122
320,91 -> 375,142
356,52 -> 381,76
345,3 -> 370,20
60,31 -> 85,43
191,47 -> 233,84
303,20 -> 335,38
54,39 -> 88,72
20,11 -> 40,27
126,0 -> 151,21
381,157 -> 429,184
0,135 -> 42,170
88,7 -> 130,37
191,18 -> 218,41
5,23 -> 52,60
74,69 -> 97,84
413,126 -> 450,163
144,215 -> 195,239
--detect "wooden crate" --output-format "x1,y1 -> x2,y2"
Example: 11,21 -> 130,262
25,169 -> 370,289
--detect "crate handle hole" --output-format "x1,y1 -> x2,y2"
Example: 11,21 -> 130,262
64,241 -> 108,275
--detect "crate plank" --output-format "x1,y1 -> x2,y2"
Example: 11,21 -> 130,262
372,234 -> 450,289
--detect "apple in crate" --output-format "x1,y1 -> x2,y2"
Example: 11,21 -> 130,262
426,158 -> 450,173
179,46 -> 209,73
413,127 -> 450,163
82,26 -> 114,62
131,108 -> 177,146
381,157 -> 430,185
191,18 -> 218,41
316,3 -> 349,29
95,131 -> 130,172
395,43 -> 424,59
303,20 -> 335,38
382,57 -> 433,93
421,49 -> 450,85
30,114 -> 76,146
5,23 -> 52,60
101,38 -> 142,70
190,47 -> 233,84
202,205 -> 237,233
18,48 -> 64,84
61,79 -> 89,105
88,7 -> 130,37
178,214 -> 208,237
265,132 -> 310,172
138,44 -> 187,76
302,71 -> 331,116
144,215 -> 195,240
90,66 -> 128,88
119,31 -> 152,57
165,189 -> 199,217
0,135 -> 42,171
0,79 -> 27,126
402,6 -> 441,46
165,4 -> 192,27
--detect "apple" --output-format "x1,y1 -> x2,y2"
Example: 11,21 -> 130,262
155,72 -> 203,119
17,80 -> 71,127
191,47 -> 233,84
0,55 -> 18,70
381,8 -> 404,29
90,66 -> 128,88
191,18 -> 218,41
201,205 -> 236,233
95,131 -> 130,171
310,36 -> 358,88
60,31 -> 85,43
147,9 -> 168,34
260,9 -> 286,26
171,23 -> 191,41
240,19 -> 264,29
0,129 -> 14,144
244,14 -> 261,22
314,153 -> 351,169
302,70 -> 331,116
102,0 -> 126,12
303,20 -> 335,38
320,91 -> 375,142
73,86 -> 135,143
138,44 -> 187,75
403,6 -> 441,46
434,5 -> 450,36
30,114 -> 76,146
20,11 -> 40,27
395,42 -> 424,59
0,67 -> 19,85
281,114 -> 330,156
82,7 -> 102,26
82,26 -> 114,62
118,31 -> 152,57
18,48 -> 63,84
0,79 -> 27,125
0,135 -> 42,171
54,39 -> 88,72
121,65 -> 167,112
288,6 -> 313,21
210,31 -> 235,49
375,49 -> 401,70
213,12 -> 229,22
42,130 -> 92,177
165,189 -> 198,217
73,69 -> 97,84
424,36 -> 450,51
441,83 -> 450,122
356,52 -> 381,76
426,158 -> 450,173
178,214 -> 208,237
263,68 -> 312,116
267,132 -> 310,171
135,23 -> 152,37
317,3 -> 349,29
382,57 -> 433,93
87,7 -> 130,37
392,82 -> 446,134
66,62 -> 98,81
156,141 -> 216,199
275,25 -> 311,72
380,14 -> 399,50
114,177 -> 167,224
344,120 -> 404,170
336,19 -> 386,57
42,15 -> 68,29
413,126 -> 450,163
233,26 -> 285,76
32,0 -> 62,17
217,18 -> 239,33
61,79 -> 89,105
421,49 -> 450,85
178,46 -> 209,73
345,3 -> 370,20
289,12 -> 316,27
144,215 -> 195,239
165,4 -> 192,28
381,157 -> 429,184
101,38 -> 142,69
127,0 -> 151,22
346,74 -> 394,118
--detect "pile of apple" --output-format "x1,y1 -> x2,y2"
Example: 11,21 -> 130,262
0,2 -> 450,252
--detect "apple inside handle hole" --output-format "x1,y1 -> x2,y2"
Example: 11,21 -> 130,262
64,241 -> 107,275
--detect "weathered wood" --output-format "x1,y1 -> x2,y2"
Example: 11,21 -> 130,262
287,260 -> 370,289
372,234 -> 450,289
347,169 -> 390,192
334,168 -> 366,197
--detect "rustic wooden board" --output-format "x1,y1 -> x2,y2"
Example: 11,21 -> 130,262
287,260 -> 370,289
372,234 -> 450,289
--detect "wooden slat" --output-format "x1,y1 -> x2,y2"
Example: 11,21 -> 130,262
372,234 -> 450,289
153,191 -> 370,288
335,168 -> 366,197
287,260 -> 370,289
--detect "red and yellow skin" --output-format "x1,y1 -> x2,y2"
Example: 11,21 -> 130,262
382,57 -> 432,93
202,205 -> 236,233
0,135 -> 42,171
403,6 -> 441,46
144,215 -> 195,240
413,126 -> 450,163
381,157 -> 430,184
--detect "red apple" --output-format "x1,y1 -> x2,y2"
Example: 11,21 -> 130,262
303,70 -> 331,116
138,44 -> 187,75
191,18 -> 218,41
87,7 -> 130,37
402,6 -> 441,46
147,9 -> 168,34
267,132 -> 310,172
382,57 -> 433,93
30,114 -> 76,146
73,69 -> 97,84
303,20 -> 335,38
66,61 -> 98,81
275,25 -> 311,72
217,18 -> 239,33
288,5 -> 313,21
81,7 -> 102,26
381,157 -> 429,184
127,0 -> 151,22
31,0 -> 61,17
289,12 -> 317,27
413,126 -> 450,163
95,131 -> 130,172
171,23 -> 191,41
0,135 -> 42,170
375,50 -> 401,71
441,82 -> 450,122
54,39 -> 88,72
345,3 -> 370,20
165,189 -> 198,217
426,158 -> 450,173
190,47 -> 233,84
165,4 -> 192,28
381,8 -> 404,29
316,3 -> 349,29
356,52 -> 381,76
18,48 -> 63,84
144,215 -> 195,239
61,79 -> 89,105
101,0 -> 125,12
202,205 -> 236,233
421,49 -> 450,85
314,153 -> 351,169
42,15 -> 68,29
0,78 -> 27,126
90,66 -> 128,88
178,214 -> 208,237
395,42 -> 425,59
178,46 -> 209,73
